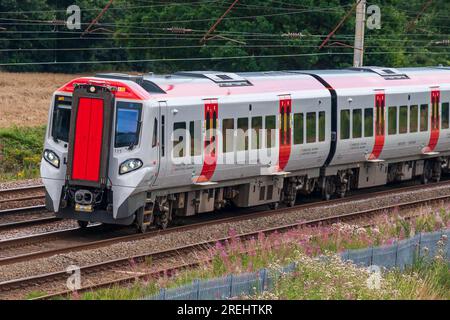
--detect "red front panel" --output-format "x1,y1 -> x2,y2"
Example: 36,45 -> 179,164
72,97 -> 104,182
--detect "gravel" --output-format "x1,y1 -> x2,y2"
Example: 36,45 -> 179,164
1,182 -> 450,289
0,179 -> 42,191
0,219 -> 78,242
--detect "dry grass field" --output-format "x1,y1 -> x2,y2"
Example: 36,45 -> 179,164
0,72 -> 83,128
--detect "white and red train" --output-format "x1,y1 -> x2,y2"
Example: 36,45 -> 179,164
41,66 -> 450,231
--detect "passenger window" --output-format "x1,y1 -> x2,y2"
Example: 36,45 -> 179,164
409,105 -> 418,132
442,102 -> 450,129
265,115 -> 276,148
222,118 -> 234,153
399,105 -> 408,134
306,112 -> 316,143
189,121 -> 201,156
173,122 -> 186,158
237,117 -> 249,151
251,116 -> 262,150
352,109 -> 362,138
340,110 -> 350,140
420,104 -> 428,132
364,108 -> 373,137
293,113 -> 304,145
319,111 -> 325,141
388,106 -> 397,135
152,118 -> 158,147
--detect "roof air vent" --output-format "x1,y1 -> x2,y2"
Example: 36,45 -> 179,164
174,71 -> 252,87
349,67 -> 410,80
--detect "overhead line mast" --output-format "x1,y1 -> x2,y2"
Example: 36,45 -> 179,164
353,0 -> 366,67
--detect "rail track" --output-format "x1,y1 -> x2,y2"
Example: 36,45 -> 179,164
0,185 -> 53,231
1,179 -> 447,266
0,180 -> 449,299
0,185 -> 45,203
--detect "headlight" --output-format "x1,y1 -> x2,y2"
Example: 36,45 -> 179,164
43,149 -> 60,168
119,159 -> 143,175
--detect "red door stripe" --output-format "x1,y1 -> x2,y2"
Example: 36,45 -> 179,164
278,96 -> 292,171
196,100 -> 218,183
423,89 -> 440,153
368,92 -> 385,160
72,97 -> 104,182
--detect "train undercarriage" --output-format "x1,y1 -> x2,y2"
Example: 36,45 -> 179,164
132,155 -> 450,233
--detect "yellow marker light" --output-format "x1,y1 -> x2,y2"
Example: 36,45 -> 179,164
118,87 -> 126,92
57,96 -> 65,101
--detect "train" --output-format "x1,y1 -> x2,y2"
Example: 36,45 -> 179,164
40,66 -> 450,232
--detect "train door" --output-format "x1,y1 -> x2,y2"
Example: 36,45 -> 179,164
368,91 -> 385,161
278,95 -> 292,171
424,88 -> 440,153
195,99 -> 218,183
152,101 -> 167,187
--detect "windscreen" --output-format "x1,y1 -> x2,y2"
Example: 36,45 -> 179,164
114,101 -> 142,148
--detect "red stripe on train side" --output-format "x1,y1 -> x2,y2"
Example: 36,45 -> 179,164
423,89 -> 440,153
196,100 -> 218,183
278,96 -> 292,171
72,97 -> 104,182
368,92 -> 385,160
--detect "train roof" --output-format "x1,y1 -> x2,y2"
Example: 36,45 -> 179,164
57,66 -> 450,100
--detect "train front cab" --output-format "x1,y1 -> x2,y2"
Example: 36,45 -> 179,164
41,79 -> 157,227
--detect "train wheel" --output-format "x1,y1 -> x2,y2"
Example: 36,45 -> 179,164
155,213 -> 169,229
286,198 -> 296,207
135,207 -> 148,233
421,161 -> 433,184
77,220 -> 88,228
321,178 -> 334,201
268,202 -> 279,210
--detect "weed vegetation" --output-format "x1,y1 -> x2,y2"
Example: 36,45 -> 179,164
0,126 -> 45,181
63,208 -> 449,300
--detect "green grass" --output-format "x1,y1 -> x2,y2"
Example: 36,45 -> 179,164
0,126 -> 46,181
24,290 -> 49,300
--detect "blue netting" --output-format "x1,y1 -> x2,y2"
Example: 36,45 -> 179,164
372,242 -> 398,269
165,282 -> 198,300
445,230 -> 450,258
396,236 -> 419,271
198,275 -> 231,300
419,231 -> 443,260
340,250 -> 350,261
230,272 -> 260,298
347,247 -> 372,267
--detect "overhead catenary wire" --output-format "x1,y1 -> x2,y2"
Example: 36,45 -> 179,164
0,51 -> 447,67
